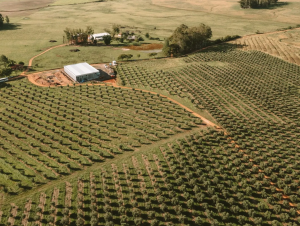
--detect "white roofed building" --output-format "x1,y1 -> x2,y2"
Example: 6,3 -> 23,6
64,62 -> 100,83
90,33 -> 110,41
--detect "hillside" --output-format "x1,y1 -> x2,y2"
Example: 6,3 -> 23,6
1,0 -> 299,71
1,0 -> 300,226
1,45 -> 300,225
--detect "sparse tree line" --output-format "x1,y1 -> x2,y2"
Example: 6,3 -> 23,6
103,24 -> 144,44
163,24 -> 212,56
0,14 -> 9,27
240,0 -> 279,8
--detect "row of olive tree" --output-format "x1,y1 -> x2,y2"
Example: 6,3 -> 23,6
240,0 -> 278,8
162,24 -> 212,56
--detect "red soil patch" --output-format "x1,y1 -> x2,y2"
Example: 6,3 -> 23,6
102,79 -> 116,84
126,43 -> 163,50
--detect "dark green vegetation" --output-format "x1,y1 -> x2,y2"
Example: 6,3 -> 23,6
240,0 -> 279,8
0,14 -> 9,27
0,55 -> 24,78
64,27 -> 94,45
0,82 -> 201,195
163,24 -> 212,56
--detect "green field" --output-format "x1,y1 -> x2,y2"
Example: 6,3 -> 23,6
0,0 -> 298,71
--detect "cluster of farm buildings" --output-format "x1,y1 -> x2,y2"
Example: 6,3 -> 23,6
1,32 -> 120,84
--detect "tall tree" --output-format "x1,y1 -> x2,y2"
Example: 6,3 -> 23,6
5,16 -> 9,24
162,38 -> 171,56
168,23 -> 212,54
103,35 -> 112,45
0,14 -> 4,27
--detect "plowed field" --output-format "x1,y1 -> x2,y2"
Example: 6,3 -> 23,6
231,29 -> 300,65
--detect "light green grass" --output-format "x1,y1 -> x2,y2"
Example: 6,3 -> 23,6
32,44 -> 165,71
0,0 -> 295,70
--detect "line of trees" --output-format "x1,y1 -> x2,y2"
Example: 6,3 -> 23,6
64,26 -> 94,45
163,24 -> 212,56
0,55 -> 24,77
0,14 -> 9,27
240,0 -> 279,8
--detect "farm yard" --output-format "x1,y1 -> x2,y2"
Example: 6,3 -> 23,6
26,64 -> 116,87
27,70 -> 74,87
1,0 -> 300,225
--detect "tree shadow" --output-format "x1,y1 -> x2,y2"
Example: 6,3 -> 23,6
0,23 -> 21,31
256,2 -> 289,9
0,82 -> 12,89
198,43 -> 246,53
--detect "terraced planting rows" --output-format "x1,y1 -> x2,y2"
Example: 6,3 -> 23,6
118,49 -> 300,123
117,66 -> 189,98
1,129 -> 299,226
1,45 -> 300,226
116,48 -> 300,224
0,81 -> 202,195
231,34 -> 300,65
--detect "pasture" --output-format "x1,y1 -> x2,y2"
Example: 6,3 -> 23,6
0,0 -> 298,71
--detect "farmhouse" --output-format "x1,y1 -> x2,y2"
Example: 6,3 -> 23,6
90,32 -> 110,41
64,62 -> 100,83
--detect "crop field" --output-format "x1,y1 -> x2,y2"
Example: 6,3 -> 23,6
0,81 -> 202,195
231,29 -> 300,65
1,0 -> 300,225
116,47 -> 300,222
117,47 -> 300,123
0,44 -> 299,225
1,128 -> 300,225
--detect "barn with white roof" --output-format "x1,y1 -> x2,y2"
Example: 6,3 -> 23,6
90,32 -> 110,41
64,62 -> 100,83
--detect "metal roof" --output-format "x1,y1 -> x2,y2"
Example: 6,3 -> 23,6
64,62 -> 99,77
91,33 -> 110,38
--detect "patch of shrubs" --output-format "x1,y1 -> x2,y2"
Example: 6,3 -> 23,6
214,35 -> 241,44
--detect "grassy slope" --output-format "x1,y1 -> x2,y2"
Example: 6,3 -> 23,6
0,0 -> 296,70
0,42 -> 299,226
